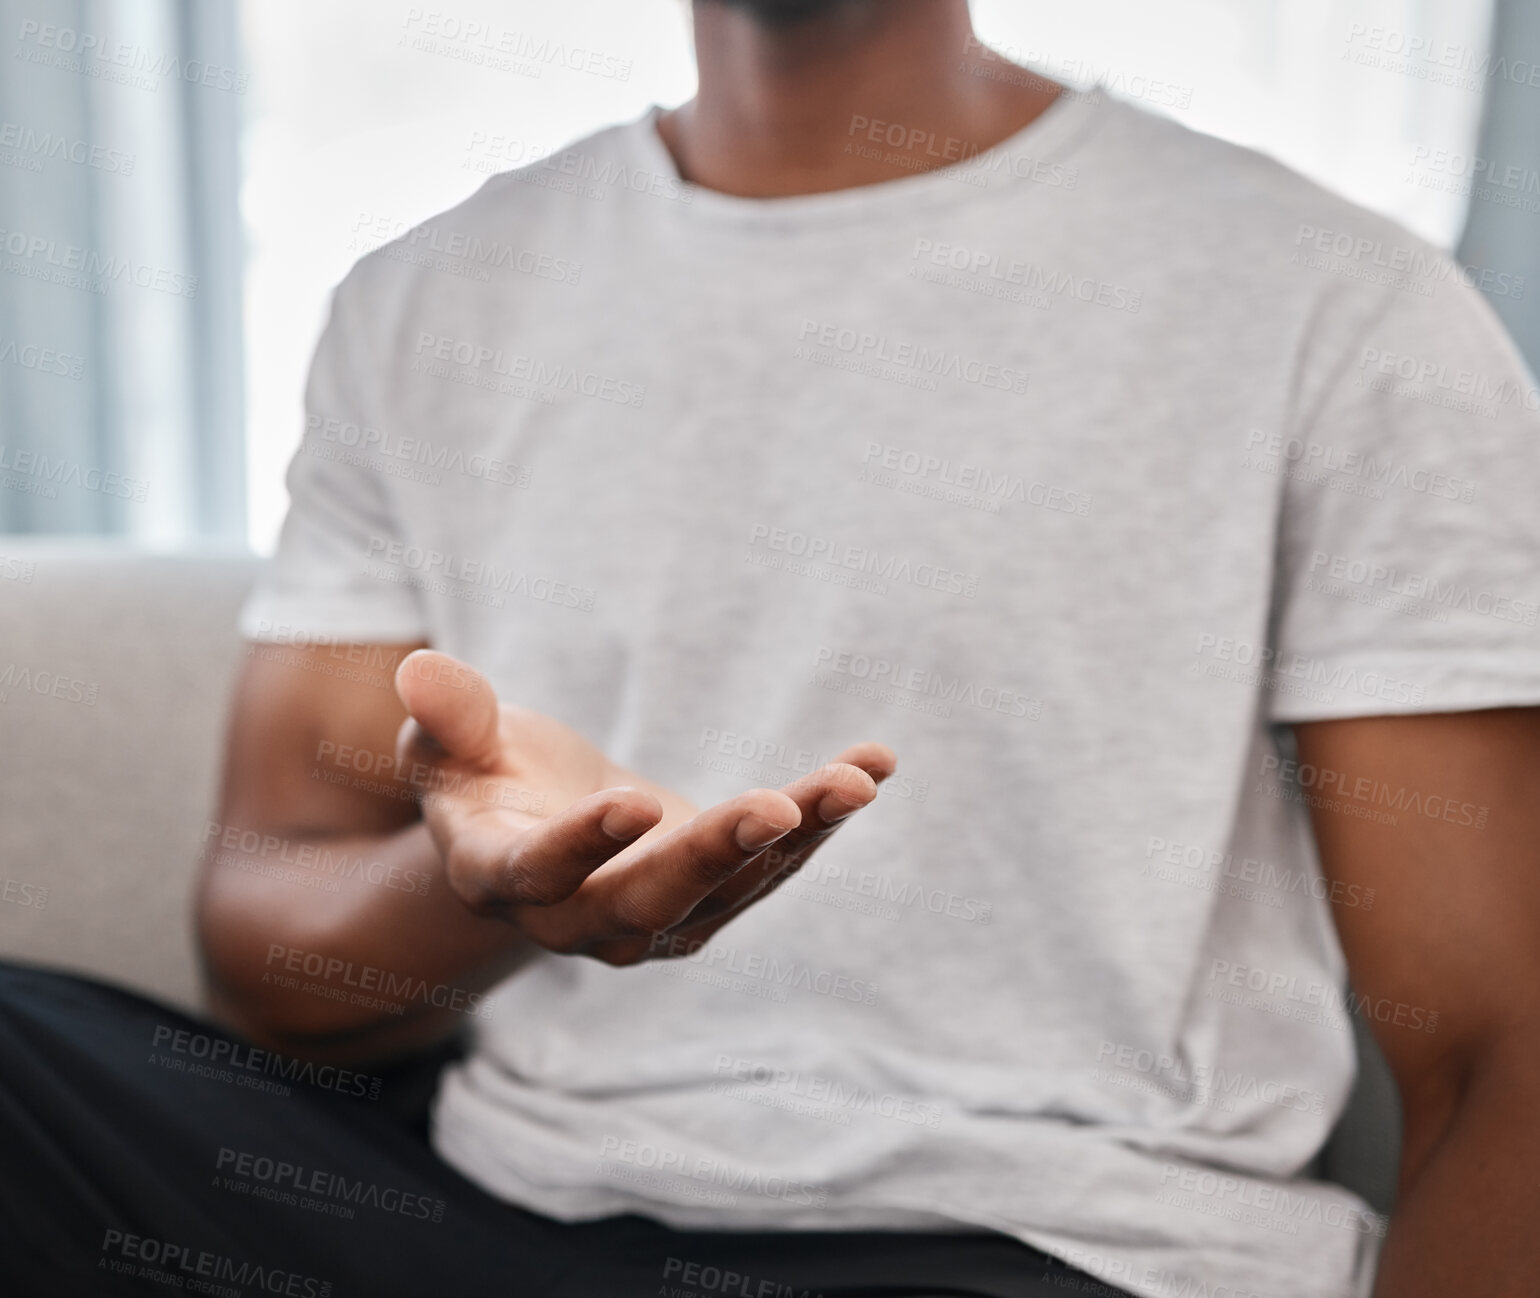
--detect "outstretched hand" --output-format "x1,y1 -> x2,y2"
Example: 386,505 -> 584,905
394,650 -> 895,966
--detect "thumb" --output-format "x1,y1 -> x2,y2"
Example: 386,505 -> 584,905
394,650 -> 501,768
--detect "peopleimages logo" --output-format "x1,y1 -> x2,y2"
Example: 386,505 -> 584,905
1157,1164 -> 1386,1237
598,1136 -> 829,1209
796,320 -> 1029,394
262,943 -> 490,1019
98,1230 -> 329,1295
350,211 -> 582,285
0,121 -> 136,175
787,856 -> 993,927
0,444 -> 148,501
0,554 -> 36,583
148,1023 -> 384,1100
0,661 -> 98,707
693,726 -> 930,802
306,412 -> 532,488
1408,144 -> 1540,192
1192,633 -> 1425,707
205,821 -> 432,896
1094,1040 -> 1327,1115
14,20 -> 248,92
1258,754 -> 1488,829
214,1147 -> 447,1223
710,1055 -> 946,1128
1306,551 -> 1537,626
1293,225 -> 1525,299
661,1256 -> 825,1298
1142,837 -> 1375,912
647,934 -> 879,1006
811,645 -> 1038,718
364,537 -> 597,611
747,525 -> 982,599
400,8 -> 634,82
412,330 -> 646,407
2,877 -> 48,909
522,147 -> 695,203
1359,345 -> 1540,411
910,238 -> 1142,313
0,338 -> 86,378
959,35 -> 1195,111
861,441 -> 1092,515
848,112 -> 982,165
0,226 -> 199,297
1062,1245 -> 1269,1298
1207,959 -> 1439,1034
1242,427 -> 1476,502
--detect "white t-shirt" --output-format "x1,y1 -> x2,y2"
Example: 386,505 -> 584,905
241,91 -> 1540,1298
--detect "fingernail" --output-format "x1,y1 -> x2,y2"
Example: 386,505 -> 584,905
816,794 -> 860,824
601,804 -> 654,841
735,813 -> 792,851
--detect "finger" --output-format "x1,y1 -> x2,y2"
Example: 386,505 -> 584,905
828,741 -> 898,787
446,787 -> 663,916
673,760 -> 881,925
575,752 -> 894,964
565,789 -> 801,944
394,650 -> 501,769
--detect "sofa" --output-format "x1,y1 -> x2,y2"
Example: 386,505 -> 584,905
0,540 -> 1402,1217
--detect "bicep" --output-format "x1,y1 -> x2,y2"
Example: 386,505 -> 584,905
212,640 -> 429,841
1293,708 -> 1540,1167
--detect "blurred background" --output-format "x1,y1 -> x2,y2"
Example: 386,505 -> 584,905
1,0 -> 1538,549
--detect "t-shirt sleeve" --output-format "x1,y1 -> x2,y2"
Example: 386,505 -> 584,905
1265,265 -> 1540,722
238,267 -> 430,645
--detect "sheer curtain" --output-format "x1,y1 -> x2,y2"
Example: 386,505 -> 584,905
0,0 -> 244,542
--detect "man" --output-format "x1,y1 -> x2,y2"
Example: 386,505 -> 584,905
3,1 -> 1538,1295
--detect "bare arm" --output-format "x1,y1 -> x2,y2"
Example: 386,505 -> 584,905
1295,707 -> 1540,1298
196,643 -> 893,1066
195,641 -> 529,1061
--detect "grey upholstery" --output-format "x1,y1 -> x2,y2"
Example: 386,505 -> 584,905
0,541 -> 259,1010
0,540 -> 1400,1213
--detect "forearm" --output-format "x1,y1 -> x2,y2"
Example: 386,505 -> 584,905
1372,1032 -> 1540,1297
196,820 -> 532,1061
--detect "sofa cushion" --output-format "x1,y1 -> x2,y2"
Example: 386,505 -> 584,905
0,541 -> 258,1009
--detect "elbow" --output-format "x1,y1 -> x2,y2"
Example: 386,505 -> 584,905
193,863 -> 365,1050
1394,1021 -> 1540,1195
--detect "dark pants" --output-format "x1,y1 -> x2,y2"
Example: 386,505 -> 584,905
0,962 -> 1130,1298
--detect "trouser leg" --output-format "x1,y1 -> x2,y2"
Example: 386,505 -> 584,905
0,961 -> 586,1297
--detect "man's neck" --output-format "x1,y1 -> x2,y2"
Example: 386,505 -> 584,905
657,0 -> 1062,198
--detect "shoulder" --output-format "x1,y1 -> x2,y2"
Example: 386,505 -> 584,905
1092,95 -> 1426,258
336,116 -> 654,312
1075,95 -> 1487,358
